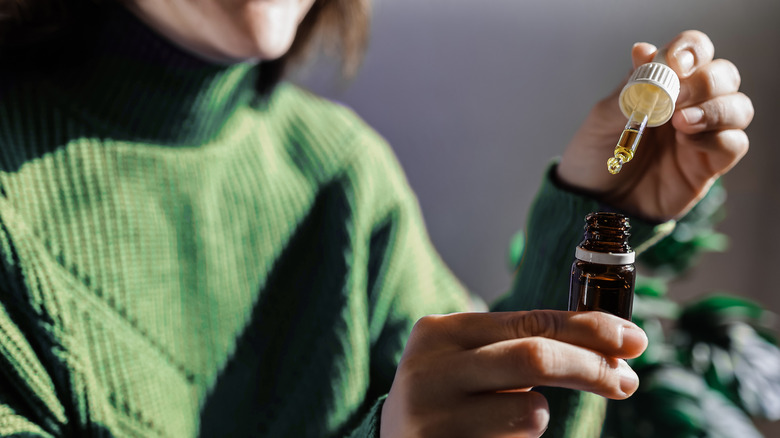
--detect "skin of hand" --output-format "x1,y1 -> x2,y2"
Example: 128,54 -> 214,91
557,30 -> 754,222
380,311 -> 648,438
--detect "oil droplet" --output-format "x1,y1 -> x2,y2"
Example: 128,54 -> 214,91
607,156 -> 623,174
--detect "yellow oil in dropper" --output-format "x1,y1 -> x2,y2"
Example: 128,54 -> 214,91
607,84 -> 659,174
607,50 -> 680,175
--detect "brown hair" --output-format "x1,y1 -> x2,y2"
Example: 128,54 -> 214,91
0,0 -> 371,91
262,0 -> 371,92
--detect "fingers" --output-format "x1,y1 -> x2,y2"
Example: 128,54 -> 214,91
451,391 -> 550,438
418,311 -> 647,359
662,32 -> 752,135
458,337 -> 639,399
658,30 -> 752,180
385,311 -> 646,438
389,390 -> 550,438
675,129 -> 750,177
672,92 -> 754,134
410,311 -> 646,400
677,58 -> 741,106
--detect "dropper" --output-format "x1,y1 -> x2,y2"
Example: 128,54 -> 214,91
607,49 -> 681,174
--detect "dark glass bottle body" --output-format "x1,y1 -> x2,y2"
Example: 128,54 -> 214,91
568,212 -> 636,320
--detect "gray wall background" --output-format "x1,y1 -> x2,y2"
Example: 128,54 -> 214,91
296,0 -> 779,433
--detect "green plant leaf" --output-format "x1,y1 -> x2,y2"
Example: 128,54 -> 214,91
634,275 -> 669,298
678,294 -> 776,345
603,366 -> 763,438
637,181 -> 728,274
730,323 -> 780,420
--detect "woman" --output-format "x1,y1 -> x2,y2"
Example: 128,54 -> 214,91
0,0 -> 752,437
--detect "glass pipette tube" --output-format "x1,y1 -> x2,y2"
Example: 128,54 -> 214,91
607,84 -> 660,174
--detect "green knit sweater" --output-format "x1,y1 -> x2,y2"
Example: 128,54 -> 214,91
0,6 -> 665,438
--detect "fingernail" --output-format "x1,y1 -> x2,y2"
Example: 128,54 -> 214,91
618,360 -> 639,396
675,50 -> 695,75
621,324 -> 647,350
681,107 -> 704,125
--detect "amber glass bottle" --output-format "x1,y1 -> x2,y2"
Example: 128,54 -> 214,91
568,212 -> 635,320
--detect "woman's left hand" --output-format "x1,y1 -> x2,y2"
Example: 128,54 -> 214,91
557,30 -> 754,222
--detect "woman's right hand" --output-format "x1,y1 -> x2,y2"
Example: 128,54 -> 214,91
380,310 -> 648,437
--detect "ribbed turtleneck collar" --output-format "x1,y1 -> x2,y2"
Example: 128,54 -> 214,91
28,3 -> 261,146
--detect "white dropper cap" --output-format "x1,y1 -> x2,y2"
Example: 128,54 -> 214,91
618,49 -> 681,127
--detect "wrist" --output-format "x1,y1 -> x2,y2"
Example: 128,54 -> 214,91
550,163 -> 666,227
551,162 -> 607,201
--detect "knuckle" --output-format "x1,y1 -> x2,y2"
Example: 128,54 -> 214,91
413,314 -> 445,333
708,98 -> 728,127
519,337 -> 555,378
411,315 -> 433,334
691,60 -> 740,102
711,59 -> 741,92
577,311 -> 622,347
517,310 -> 560,339
409,314 -> 450,347
400,355 -> 435,386
740,93 -> 755,126
703,65 -> 719,97
705,130 -> 748,175
684,64 -> 718,103
682,29 -> 708,41
724,130 -> 750,160
740,132 -> 750,154
395,356 -> 447,405
683,29 -> 714,55
582,312 -> 612,343
671,30 -> 714,68
723,59 -> 742,90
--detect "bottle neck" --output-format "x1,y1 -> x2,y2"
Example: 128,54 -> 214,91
578,212 -> 633,254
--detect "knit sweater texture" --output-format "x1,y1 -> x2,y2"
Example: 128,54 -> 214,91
0,5 -> 665,438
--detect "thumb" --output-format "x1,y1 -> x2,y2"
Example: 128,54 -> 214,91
631,42 -> 657,69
